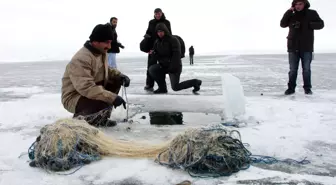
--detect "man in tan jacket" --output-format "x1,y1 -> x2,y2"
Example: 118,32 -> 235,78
61,24 -> 130,127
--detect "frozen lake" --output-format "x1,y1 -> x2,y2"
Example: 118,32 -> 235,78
1,54 -> 336,185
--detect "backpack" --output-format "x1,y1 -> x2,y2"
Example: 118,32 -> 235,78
140,37 -> 150,53
173,35 -> 185,58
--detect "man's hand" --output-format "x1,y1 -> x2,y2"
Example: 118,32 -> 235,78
113,96 -> 126,109
120,74 -> 130,87
148,50 -> 154,54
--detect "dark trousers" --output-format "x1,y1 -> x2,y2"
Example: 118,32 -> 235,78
287,51 -> 312,90
149,64 -> 199,91
146,54 -> 156,87
73,81 -> 121,126
189,55 -> 194,65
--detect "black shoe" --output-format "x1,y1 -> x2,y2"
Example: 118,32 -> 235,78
284,88 -> 295,95
192,80 -> 202,93
153,88 -> 168,94
99,120 -> 117,127
144,85 -> 154,91
304,89 -> 313,95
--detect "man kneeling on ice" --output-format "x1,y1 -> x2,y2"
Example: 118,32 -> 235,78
148,23 -> 202,94
61,24 -> 130,127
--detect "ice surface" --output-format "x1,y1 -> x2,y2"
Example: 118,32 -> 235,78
1,54 -> 336,185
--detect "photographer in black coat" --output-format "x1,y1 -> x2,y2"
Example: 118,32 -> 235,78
280,0 -> 324,95
148,23 -> 202,94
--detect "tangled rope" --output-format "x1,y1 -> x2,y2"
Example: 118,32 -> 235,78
27,121 -> 311,177
28,121 -> 102,175
154,126 -> 310,178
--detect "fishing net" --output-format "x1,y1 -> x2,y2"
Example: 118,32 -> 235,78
28,118 -> 169,172
28,118 -> 310,177
155,126 -> 252,177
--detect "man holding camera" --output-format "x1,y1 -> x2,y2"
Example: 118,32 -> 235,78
280,0 -> 324,95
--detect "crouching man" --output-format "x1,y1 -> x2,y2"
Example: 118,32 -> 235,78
61,24 -> 130,127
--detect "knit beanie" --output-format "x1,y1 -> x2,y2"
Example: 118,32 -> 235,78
89,24 -> 114,42
154,8 -> 162,13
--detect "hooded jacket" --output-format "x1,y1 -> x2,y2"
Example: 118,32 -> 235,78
145,13 -> 172,49
152,23 -> 181,73
280,0 -> 324,52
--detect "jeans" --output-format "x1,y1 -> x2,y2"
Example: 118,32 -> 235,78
148,64 -> 199,91
108,53 -> 117,68
287,52 -> 312,90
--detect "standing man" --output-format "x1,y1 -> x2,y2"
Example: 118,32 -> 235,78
143,8 -> 172,91
189,46 -> 194,65
107,17 -> 125,68
61,24 -> 130,127
148,23 -> 202,94
280,0 -> 324,95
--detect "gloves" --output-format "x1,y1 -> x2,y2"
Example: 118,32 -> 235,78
113,96 -> 126,109
120,45 -> 125,49
120,74 -> 130,87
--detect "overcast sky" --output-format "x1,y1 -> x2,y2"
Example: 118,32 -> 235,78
0,0 -> 334,62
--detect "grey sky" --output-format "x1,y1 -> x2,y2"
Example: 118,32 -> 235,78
0,0 -> 334,62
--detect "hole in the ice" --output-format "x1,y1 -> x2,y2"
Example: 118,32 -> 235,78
131,111 -> 221,127
149,111 -> 184,125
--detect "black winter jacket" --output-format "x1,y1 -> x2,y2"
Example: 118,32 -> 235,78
145,13 -> 172,49
107,25 -> 124,53
280,0 -> 324,52
152,23 -> 181,73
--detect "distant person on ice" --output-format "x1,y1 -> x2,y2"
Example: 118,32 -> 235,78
61,24 -> 130,127
143,8 -> 172,92
107,17 -> 125,68
148,23 -> 202,94
280,0 -> 324,95
189,46 -> 194,65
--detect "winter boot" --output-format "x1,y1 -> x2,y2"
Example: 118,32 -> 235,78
101,119 -> 117,127
304,89 -> 313,95
144,85 -> 154,91
154,88 -> 168,94
192,80 -> 202,93
284,88 -> 295,95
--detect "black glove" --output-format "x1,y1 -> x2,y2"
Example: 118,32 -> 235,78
113,96 -> 126,109
120,45 -> 125,49
120,74 -> 130,87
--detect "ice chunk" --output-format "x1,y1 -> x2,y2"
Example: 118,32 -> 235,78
221,73 -> 246,120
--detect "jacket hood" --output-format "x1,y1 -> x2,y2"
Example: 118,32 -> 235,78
292,0 -> 310,9
155,23 -> 171,36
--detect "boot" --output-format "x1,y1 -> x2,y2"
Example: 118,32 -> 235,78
192,80 -> 202,93
304,88 -> 313,95
284,88 -> 295,95
100,119 -> 117,127
144,85 -> 154,91
154,88 -> 168,94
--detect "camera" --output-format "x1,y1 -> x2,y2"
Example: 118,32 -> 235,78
292,21 -> 300,29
